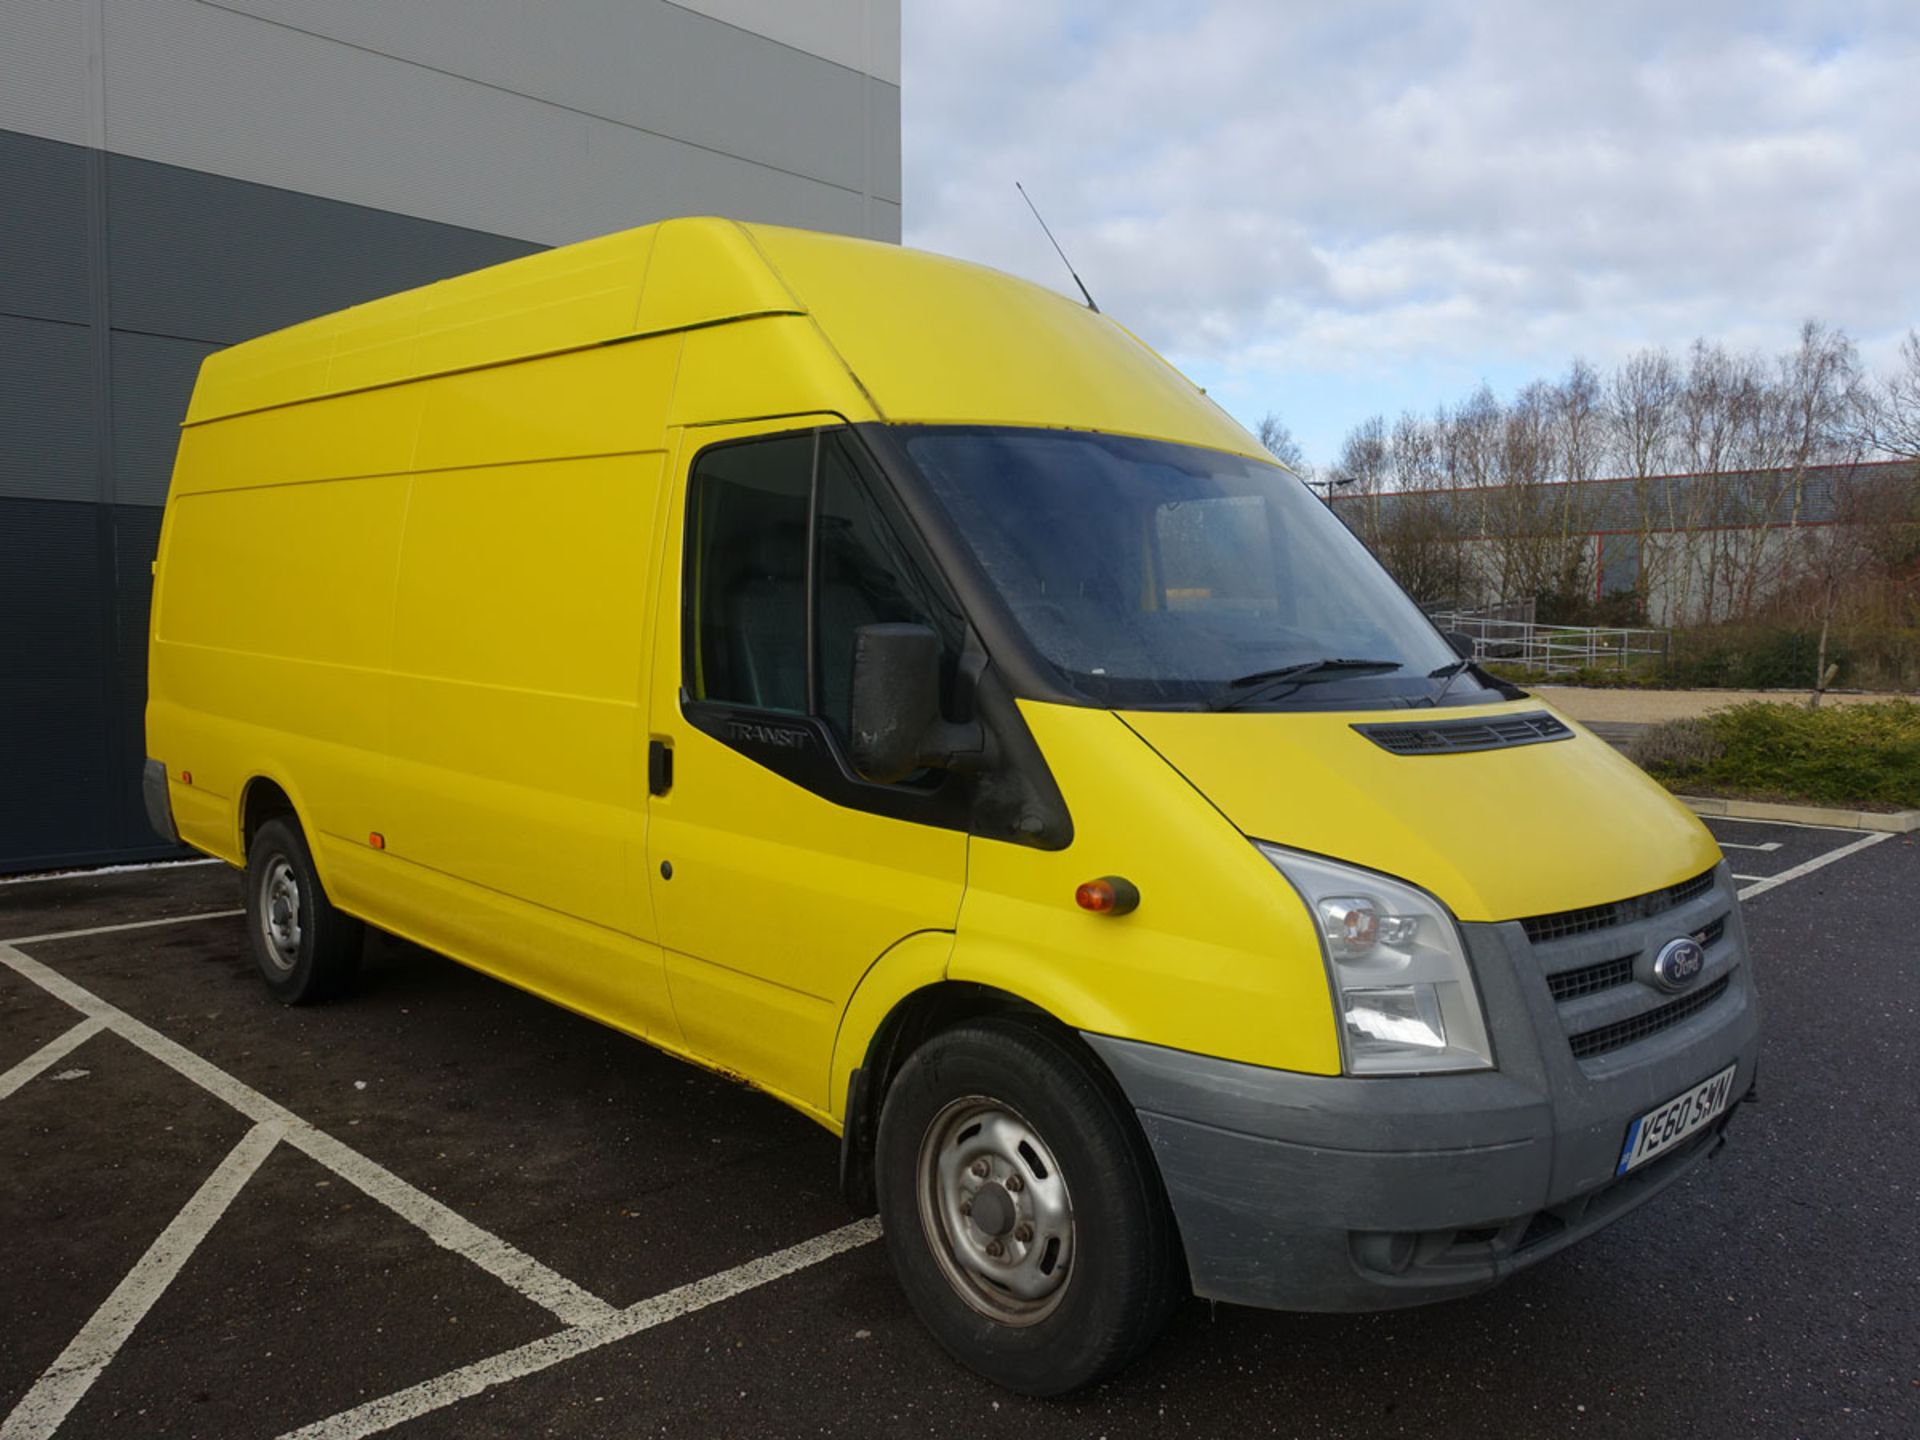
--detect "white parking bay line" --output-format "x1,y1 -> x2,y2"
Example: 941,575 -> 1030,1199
1716,840 -> 1783,852
1738,831 -> 1892,901
0,1018 -> 106,1103
1708,814 -> 1859,833
0,1122 -> 284,1440
0,942 -> 617,1331
0,858 -> 222,887
2,910 -> 244,946
279,1217 -> 884,1440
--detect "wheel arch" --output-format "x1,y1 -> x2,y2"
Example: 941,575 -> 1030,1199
234,769 -> 332,889
833,956 -> 1136,1215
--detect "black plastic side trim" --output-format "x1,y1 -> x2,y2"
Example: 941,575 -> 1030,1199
682,698 -> 973,832
142,758 -> 179,845
838,1066 -> 877,1214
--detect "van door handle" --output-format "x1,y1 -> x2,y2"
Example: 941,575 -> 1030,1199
648,739 -> 674,796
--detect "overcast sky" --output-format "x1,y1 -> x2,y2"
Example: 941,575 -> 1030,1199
900,1 -> 1920,467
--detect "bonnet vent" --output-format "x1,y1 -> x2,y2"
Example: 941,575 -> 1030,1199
1353,710 -> 1572,756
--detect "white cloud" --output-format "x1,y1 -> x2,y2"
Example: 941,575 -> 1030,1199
902,1 -> 1920,462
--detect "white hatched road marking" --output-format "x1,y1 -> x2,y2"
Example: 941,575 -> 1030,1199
1715,840 -> 1783,852
0,1122 -> 284,1440
0,942 -> 616,1330
1735,830 -> 1892,900
0,1019 -> 106,1103
0,931 -> 882,1440
1706,813 -> 1866,832
277,1218 -> 883,1440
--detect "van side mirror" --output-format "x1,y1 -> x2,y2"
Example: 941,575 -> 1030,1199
848,624 -> 987,783
1443,630 -> 1477,661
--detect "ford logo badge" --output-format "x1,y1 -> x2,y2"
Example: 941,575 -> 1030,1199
1652,937 -> 1707,992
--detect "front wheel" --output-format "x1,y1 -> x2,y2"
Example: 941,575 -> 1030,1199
875,1017 -> 1183,1394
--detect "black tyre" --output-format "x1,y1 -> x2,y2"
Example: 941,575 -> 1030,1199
244,816 -> 363,1004
875,1017 -> 1183,1395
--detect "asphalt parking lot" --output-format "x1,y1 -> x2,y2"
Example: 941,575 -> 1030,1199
3,818 -> 1916,1439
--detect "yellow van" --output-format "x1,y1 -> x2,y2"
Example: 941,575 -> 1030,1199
145,218 -> 1759,1393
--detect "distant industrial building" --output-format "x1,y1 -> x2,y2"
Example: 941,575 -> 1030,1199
1336,460 -> 1919,624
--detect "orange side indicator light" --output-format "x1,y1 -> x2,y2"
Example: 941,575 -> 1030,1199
180,770 -> 192,786
1074,876 -> 1140,916
368,832 -> 386,851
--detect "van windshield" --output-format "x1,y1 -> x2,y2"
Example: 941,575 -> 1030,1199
900,426 -> 1501,710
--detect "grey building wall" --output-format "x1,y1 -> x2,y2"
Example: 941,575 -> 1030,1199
0,0 -> 902,873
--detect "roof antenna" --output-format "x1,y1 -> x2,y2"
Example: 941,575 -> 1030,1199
1016,181 -> 1099,313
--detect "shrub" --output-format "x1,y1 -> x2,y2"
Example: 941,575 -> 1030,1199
1628,718 -> 1724,773
1665,623 -> 1920,692
1637,700 -> 1920,808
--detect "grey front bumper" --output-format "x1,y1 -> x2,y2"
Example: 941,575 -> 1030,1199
1085,866 -> 1761,1312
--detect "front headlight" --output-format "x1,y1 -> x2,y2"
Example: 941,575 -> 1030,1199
1256,842 -> 1493,1075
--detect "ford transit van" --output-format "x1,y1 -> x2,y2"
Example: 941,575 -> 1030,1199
145,218 -> 1760,1393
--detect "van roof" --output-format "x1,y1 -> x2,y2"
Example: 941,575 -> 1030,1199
184,217 -> 1264,460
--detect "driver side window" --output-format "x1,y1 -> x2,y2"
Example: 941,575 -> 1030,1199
685,430 -> 957,749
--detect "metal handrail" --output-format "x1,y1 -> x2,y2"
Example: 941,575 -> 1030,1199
1429,611 -> 1671,675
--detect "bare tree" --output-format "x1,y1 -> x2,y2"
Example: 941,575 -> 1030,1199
1853,330 -> 1920,460
1255,412 -> 1311,478
1610,348 -> 1680,479
1336,320 -> 1907,632
1609,348 -> 1681,619
1707,323 -> 1859,624
1387,410 -> 1444,491
1330,414 -> 1388,493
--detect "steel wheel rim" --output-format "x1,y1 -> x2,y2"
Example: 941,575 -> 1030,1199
259,857 -> 302,974
916,1095 -> 1075,1326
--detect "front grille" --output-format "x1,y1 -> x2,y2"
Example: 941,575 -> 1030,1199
1546,954 -> 1636,1001
1568,975 -> 1731,1059
1521,867 -> 1718,944
1353,710 -> 1571,756
1542,913 -> 1729,1006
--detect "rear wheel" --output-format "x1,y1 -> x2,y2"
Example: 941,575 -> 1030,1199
875,1017 -> 1182,1395
245,816 -> 363,1003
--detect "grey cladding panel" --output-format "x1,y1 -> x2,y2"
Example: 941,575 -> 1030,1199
104,0 -> 885,246
867,79 -> 901,204
111,331 -> 219,506
0,315 -> 97,503
0,676 -> 119,867
0,0 -> 95,148
106,151 -> 541,344
0,128 -> 92,324
213,0 -> 875,193
113,504 -> 164,680
0,499 -> 170,871
582,124 -> 870,238
0,497 -> 105,683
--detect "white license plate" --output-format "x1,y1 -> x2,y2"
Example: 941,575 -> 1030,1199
1615,1063 -> 1739,1176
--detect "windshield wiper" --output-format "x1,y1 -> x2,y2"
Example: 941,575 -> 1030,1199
1207,658 -> 1403,712
1425,657 -> 1473,708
